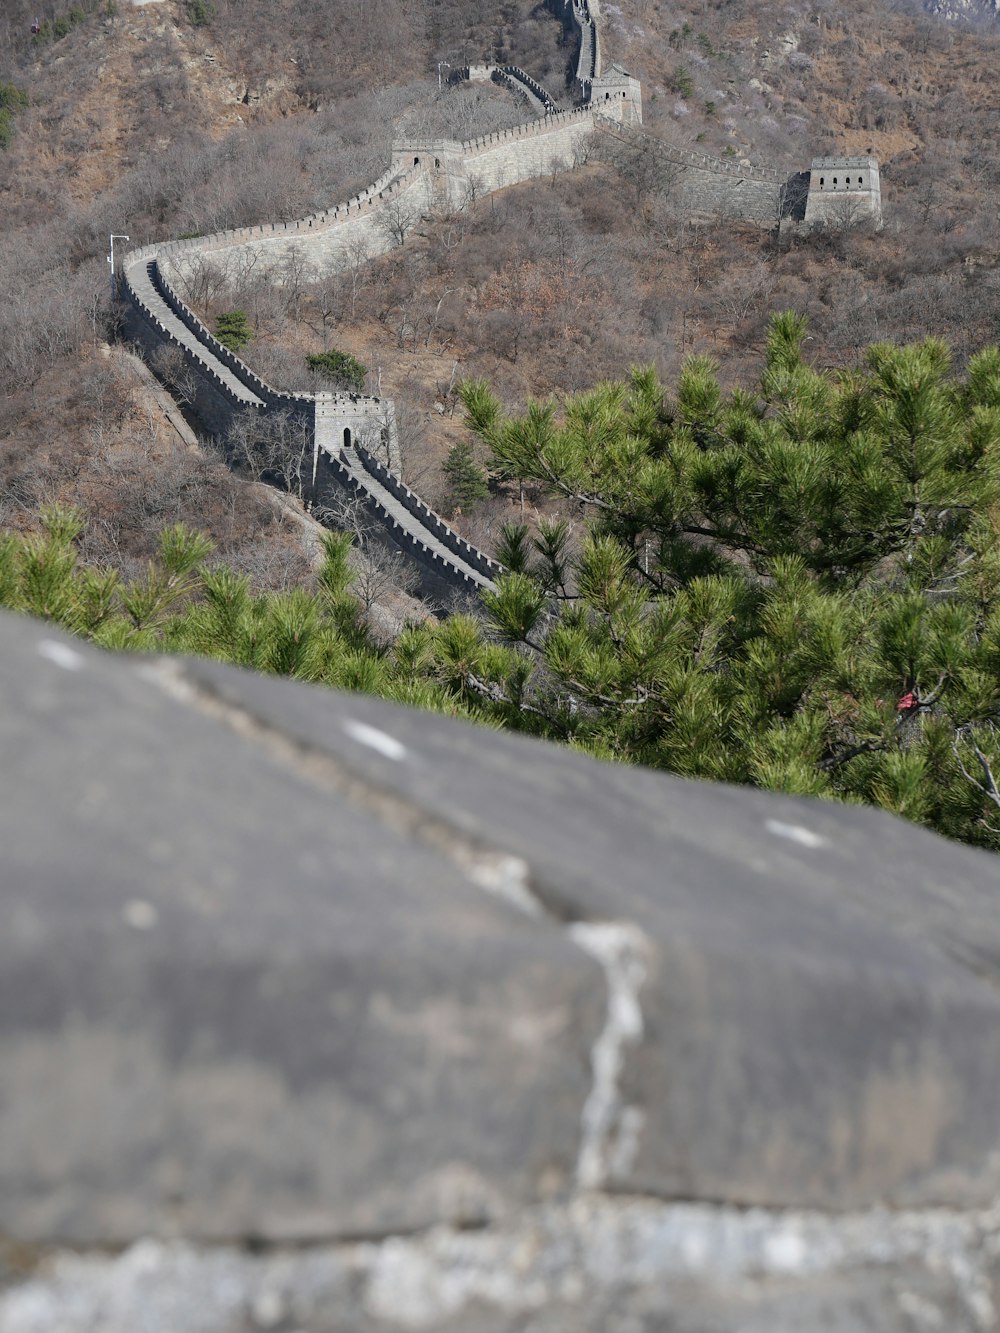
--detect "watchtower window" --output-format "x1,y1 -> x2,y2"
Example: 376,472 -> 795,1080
413,156 -> 420,166
344,427 -> 352,447
833,176 -> 838,185
819,176 -> 825,186
435,157 -> 441,168
858,176 -> 863,185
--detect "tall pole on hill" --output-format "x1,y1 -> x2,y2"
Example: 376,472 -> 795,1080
108,234 -> 130,302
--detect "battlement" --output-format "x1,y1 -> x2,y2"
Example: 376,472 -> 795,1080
804,156 -> 882,228
111,0 -> 876,608
590,63 -> 642,125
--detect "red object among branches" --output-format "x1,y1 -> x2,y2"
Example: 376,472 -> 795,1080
896,691 -> 918,712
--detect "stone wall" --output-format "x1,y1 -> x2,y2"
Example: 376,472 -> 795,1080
120,278 -> 254,441
4,608 -> 1000,1333
312,449 -> 494,602
314,394 -> 400,473
553,0 -> 601,92
457,108 -> 598,198
148,260 -> 314,429
666,160 -> 782,224
159,162 -> 430,286
353,443 -> 503,582
491,64 -> 558,114
804,155 -> 883,228
156,105 -> 643,293
119,226 -> 502,597
114,16 -> 857,608
598,117 -> 789,223
120,252 -> 494,598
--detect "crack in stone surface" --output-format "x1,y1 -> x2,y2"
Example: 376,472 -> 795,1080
140,660 -> 561,921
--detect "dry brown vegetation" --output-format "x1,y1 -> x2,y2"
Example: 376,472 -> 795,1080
1,0 -> 999,569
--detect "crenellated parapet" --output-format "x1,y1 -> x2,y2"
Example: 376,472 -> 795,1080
590,63 -> 642,125
119,242 -> 496,599
803,156 -> 883,229
113,0 -> 876,603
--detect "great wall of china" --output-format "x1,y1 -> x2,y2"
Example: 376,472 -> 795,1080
119,0 -> 882,600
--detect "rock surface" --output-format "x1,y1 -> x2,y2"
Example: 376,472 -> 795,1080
2,610 -> 1000,1329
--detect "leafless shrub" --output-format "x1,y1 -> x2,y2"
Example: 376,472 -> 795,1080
150,344 -> 201,408
225,409 -> 314,499
350,542 -> 419,615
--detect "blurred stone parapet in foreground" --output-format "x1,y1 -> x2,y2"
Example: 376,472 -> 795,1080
0,610 -> 998,1331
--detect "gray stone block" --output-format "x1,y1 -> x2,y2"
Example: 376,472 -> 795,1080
4,613 -> 1000,1330
0,615 -> 602,1245
180,649 -> 1000,1213
4,606 -> 1000,1266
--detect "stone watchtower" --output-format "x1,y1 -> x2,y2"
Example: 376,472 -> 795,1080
589,63 -> 643,125
803,156 -> 882,229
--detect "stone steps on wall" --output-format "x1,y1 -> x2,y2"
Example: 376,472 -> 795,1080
493,66 -> 557,116
123,259 -> 499,597
353,442 -> 503,582
125,260 -> 265,408
337,447 -> 496,590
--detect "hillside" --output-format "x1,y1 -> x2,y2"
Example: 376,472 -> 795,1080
0,0 -> 998,567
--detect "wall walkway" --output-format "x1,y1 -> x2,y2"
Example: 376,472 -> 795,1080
122,247 -> 495,600
117,0 -> 812,601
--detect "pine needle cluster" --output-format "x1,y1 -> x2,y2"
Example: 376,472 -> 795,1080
455,316 -> 1000,850
9,316 -> 1000,851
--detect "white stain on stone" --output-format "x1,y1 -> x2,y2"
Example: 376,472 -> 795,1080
37,639 -> 84,672
764,818 -> 827,849
569,921 -> 649,1190
367,1242 -> 458,1327
342,719 -> 408,762
763,1225 -> 808,1273
464,852 -> 540,917
122,899 -> 159,930
366,1227 -> 557,1329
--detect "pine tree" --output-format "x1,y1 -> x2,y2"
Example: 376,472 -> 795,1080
441,441 -> 488,514
214,310 -> 252,353
452,317 -> 1000,849
185,0 -> 215,25
306,349 -> 367,393
9,319 -> 1000,853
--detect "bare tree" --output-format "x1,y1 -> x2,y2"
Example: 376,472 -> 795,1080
378,196 -> 420,248
313,488 -> 374,543
172,253 -> 229,312
276,247 -> 311,322
225,409 -> 314,499
953,726 -> 1000,835
150,343 -> 201,409
302,262 -> 345,350
345,236 -> 372,317
312,487 -> 418,618
821,191 -> 876,232
709,260 -> 776,333
350,542 -> 419,616
596,131 -> 686,215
